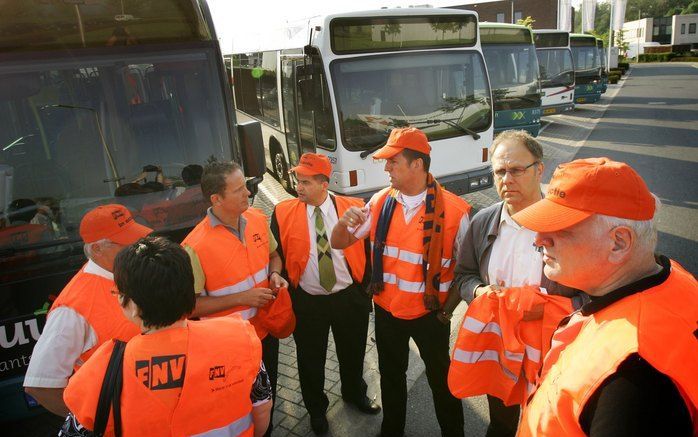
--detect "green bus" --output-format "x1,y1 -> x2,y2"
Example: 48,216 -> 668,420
0,0 -> 263,421
570,33 -> 603,104
480,23 -> 542,136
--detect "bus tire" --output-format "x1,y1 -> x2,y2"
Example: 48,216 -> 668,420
272,147 -> 292,193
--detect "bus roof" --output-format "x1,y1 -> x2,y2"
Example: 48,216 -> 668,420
480,22 -> 533,44
1,0 -> 212,52
231,8 -> 478,54
570,33 -> 597,46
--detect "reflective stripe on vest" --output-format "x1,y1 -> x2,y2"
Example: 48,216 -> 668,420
204,266 -> 269,320
368,187 -> 470,320
192,413 -> 253,437
373,243 -> 452,269
518,261 -> 698,437
448,286 -> 574,406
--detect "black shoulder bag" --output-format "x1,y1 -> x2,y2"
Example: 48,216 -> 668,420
93,339 -> 126,437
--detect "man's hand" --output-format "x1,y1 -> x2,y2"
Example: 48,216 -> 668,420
474,284 -> 503,298
339,206 -> 368,228
239,288 -> 276,307
269,272 -> 288,292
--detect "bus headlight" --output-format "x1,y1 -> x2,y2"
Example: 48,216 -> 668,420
469,174 -> 492,189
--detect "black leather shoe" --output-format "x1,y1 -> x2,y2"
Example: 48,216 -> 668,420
310,414 -> 329,435
346,395 -> 382,415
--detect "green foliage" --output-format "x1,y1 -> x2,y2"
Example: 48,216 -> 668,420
608,74 -> 620,84
669,56 -> 698,61
615,29 -> 630,55
618,62 -> 631,70
683,0 -> 698,13
516,16 -> 535,29
625,0 -> 693,21
638,52 -> 681,62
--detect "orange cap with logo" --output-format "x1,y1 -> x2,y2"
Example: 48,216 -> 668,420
373,127 -> 432,159
512,157 -> 655,233
80,204 -> 153,244
290,153 -> 332,178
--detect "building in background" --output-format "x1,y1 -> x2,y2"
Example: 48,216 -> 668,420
622,13 -> 698,57
447,0 -> 558,28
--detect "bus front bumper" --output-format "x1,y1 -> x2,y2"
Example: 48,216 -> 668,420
541,102 -> 575,116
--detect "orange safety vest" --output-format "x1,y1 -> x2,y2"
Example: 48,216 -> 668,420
518,260 -> 698,437
64,317 -> 261,437
448,286 -> 573,406
274,195 -> 366,288
369,187 -> 471,320
182,208 -> 270,332
50,263 -> 140,368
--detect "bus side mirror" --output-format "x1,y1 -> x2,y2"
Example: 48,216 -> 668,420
237,121 -> 265,178
298,78 -> 318,112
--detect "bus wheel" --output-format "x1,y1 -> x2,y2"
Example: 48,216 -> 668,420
273,149 -> 292,192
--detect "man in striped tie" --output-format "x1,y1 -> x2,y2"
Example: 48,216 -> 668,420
271,153 -> 380,435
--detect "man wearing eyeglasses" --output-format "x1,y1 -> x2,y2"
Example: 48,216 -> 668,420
24,204 -> 152,417
440,130 -> 581,437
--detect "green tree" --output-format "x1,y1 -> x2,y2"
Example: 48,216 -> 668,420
516,16 -> 536,29
625,0 -> 692,21
683,0 -> 698,13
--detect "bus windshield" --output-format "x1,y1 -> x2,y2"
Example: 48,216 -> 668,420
330,51 -> 491,150
0,49 -> 231,257
482,44 -> 540,110
536,48 -> 575,88
571,46 -> 600,75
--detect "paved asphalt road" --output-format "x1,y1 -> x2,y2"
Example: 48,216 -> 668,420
407,62 -> 698,436
574,63 -> 698,274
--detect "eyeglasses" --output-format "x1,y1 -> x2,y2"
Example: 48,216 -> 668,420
493,161 -> 539,179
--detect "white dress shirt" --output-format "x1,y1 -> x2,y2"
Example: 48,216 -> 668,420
23,261 -> 108,388
487,205 -> 543,288
300,195 -> 355,295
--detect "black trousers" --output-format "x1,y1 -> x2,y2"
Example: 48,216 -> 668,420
291,283 -> 371,418
485,395 -> 520,437
262,334 -> 279,437
374,305 -> 464,437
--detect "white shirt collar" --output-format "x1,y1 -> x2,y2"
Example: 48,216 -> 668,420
306,194 -> 334,219
500,204 -> 522,231
83,259 -> 114,280
397,190 -> 426,208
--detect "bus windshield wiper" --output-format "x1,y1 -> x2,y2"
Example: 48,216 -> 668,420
418,118 -> 481,141
359,138 -> 388,159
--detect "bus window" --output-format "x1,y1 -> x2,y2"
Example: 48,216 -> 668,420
232,52 -> 280,127
330,50 -> 491,150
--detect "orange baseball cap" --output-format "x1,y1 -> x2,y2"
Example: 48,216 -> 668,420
290,153 -> 332,178
513,158 -> 655,233
373,127 -> 432,159
80,204 -> 152,244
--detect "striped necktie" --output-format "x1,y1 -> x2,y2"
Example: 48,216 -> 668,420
315,207 -> 336,292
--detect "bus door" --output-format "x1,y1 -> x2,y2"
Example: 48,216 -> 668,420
280,56 -> 304,169
294,53 -> 337,157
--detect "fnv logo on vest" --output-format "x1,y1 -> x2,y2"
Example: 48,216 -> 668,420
209,365 -> 226,380
136,354 -> 186,390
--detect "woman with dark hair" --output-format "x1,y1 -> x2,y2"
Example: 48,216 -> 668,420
61,236 -> 272,437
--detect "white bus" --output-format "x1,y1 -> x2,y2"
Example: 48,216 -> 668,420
227,8 -> 494,197
533,30 -> 576,115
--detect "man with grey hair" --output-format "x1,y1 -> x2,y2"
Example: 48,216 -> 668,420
514,157 -> 696,436
441,130 -> 581,437
24,204 -> 151,416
